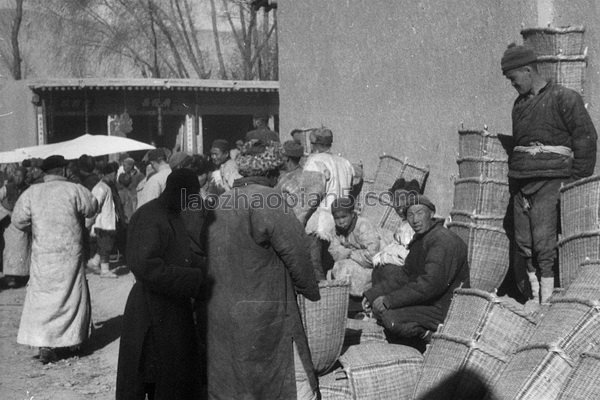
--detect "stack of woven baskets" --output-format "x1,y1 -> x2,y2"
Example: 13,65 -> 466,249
487,260 -> 600,399
359,154 -> 429,232
412,288 -> 537,400
521,26 -> 587,98
558,176 -> 600,288
448,129 -> 511,292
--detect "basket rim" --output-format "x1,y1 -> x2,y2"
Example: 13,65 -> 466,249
377,154 -> 430,173
537,54 -> 587,62
559,174 -> 600,192
318,279 -> 352,289
454,177 -> 509,185
580,259 -> 600,267
558,230 -> 600,245
447,221 -> 507,234
456,156 -> 508,163
521,25 -> 585,34
458,129 -> 500,138
549,296 -> 600,308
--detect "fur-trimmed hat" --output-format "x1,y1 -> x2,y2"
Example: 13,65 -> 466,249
236,139 -> 283,177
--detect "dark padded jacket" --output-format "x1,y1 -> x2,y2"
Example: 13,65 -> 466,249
509,82 -> 597,180
364,220 -> 469,317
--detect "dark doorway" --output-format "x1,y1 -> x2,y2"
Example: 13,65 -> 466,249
202,115 -> 254,154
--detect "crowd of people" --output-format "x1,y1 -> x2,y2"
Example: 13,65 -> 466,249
0,42 -> 597,399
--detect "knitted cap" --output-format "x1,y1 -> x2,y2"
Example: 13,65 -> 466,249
501,43 -> 537,74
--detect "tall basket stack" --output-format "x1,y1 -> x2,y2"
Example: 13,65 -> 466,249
558,176 -> 600,288
521,26 -> 587,98
448,129 -> 510,292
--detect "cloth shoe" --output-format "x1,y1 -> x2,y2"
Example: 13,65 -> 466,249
87,254 -> 101,274
540,277 -> 555,304
39,347 -> 58,364
100,263 -> 118,279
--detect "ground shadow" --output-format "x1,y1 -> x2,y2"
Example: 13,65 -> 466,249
414,367 -> 494,400
80,315 -> 123,356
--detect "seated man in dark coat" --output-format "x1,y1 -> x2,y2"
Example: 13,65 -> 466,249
363,195 -> 469,350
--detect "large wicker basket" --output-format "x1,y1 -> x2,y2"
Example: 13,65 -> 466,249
359,155 -> 429,231
447,222 -> 510,292
521,25 -> 585,56
319,369 -> 352,400
440,288 -> 537,355
557,352 -> 600,400
527,297 -> 600,360
558,230 -> 600,289
458,130 -> 509,159
339,342 -> 423,400
456,157 -> 508,180
453,177 -> 510,215
537,54 -> 587,94
565,260 -> 600,300
297,279 -> 350,375
413,333 -> 508,400
487,344 -> 574,400
560,175 -> 600,237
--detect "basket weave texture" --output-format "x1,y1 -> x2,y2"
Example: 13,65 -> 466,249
319,369 -> 352,400
339,342 -> 423,400
447,222 -> 510,292
297,279 -> 350,375
344,318 -> 387,348
458,130 -> 508,160
527,297 -> 600,359
440,288 -> 537,355
453,178 -> 510,215
359,155 -> 429,231
564,261 -> 600,300
537,54 -> 587,94
487,344 -> 574,400
558,230 -> 600,289
450,211 -> 505,229
457,157 -> 508,180
560,175 -> 600,237
413,333 -> 507,400
557,352 -> 600,400
521,26 -> 585,56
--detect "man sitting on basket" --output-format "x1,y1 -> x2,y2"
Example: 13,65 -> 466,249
362,194 -> 469,350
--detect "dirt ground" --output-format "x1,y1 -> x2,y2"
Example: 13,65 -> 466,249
0,270 -> 135,400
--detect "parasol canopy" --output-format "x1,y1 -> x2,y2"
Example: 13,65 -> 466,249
0,134 -> 155,164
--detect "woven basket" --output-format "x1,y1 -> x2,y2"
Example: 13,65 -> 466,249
458,130 -> 509,159
521,26 -> 585,56
319,369 -> 352,400
528,297 -> 600,360
565,260 -> 600,300
557,352 -> 600,400
447,222 -> 510,292
413,333 -> 507,400
453,177 -> 510,215
488,344 -> 574,400
560,175 -> 600,237
558,230 -> 600,289
456,157 -> 508,179
537,54 -> 587,94
297,279 -> 350,375
359,155 -> 428,230
450,211 -> 505,229
340,343 -> 423,400
440,288 -> 537,355
344,318 -> 387,348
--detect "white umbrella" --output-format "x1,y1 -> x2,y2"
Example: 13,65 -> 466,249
0,149 -> 30,164
17,134 -> 155,160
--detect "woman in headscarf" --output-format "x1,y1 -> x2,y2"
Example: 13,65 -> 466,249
206,140 -> 321,400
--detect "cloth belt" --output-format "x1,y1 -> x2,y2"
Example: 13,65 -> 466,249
513,143 -> 573,157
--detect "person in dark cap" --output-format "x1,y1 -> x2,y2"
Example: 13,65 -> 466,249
206,139 -> 320,400
11,154 -> 98,363
116,168 -> 206,400
25,158 -> 44,185
244,114 -> 279,143
137,148 -> 172,209
363,195 -> 469,352
275,140 -> 305,208
208,139 -> 241,194
77,155 -> 100,191
501,43 -> 597,309
328,196 -> 380,297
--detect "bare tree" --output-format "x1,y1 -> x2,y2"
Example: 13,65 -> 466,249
11,0 -> 24,79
